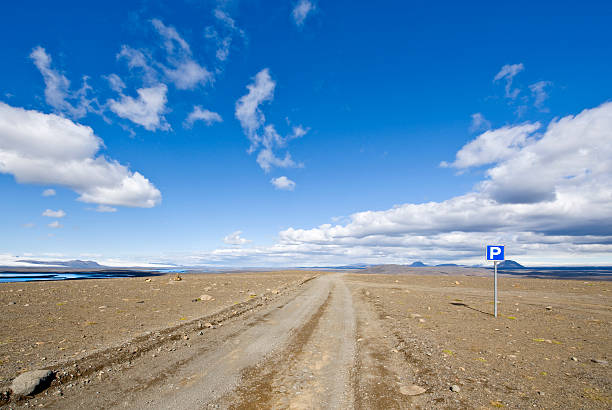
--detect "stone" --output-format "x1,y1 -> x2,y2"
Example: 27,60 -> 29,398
591,359 -> 608,365
545,306 -> 552,311
570,356 -> 578,361
400,385 -> 427,396
409,313 -> 422,318
10,370 -> 55,396
199,294 -> 213,301
450,385 -> 461,392
8,302 -> 16,305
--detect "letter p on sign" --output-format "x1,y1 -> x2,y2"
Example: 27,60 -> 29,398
486,245 -> 505,261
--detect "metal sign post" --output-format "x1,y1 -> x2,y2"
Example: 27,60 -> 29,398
494,260 -> 498,317
486,245 -> 505,318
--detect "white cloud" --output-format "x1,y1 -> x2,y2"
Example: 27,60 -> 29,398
23,222 -> 35,228
95,205 -> 117,213
235,68 -> 276,150
42,188 -> 56,197
30,46 -> 95,118
292,0 -> 315,26
184,101 -> 612,267
258,150 -> 297,172
184,106 -> 222,128
42,209 -> 66,218
205,8 -> 246,63
106,74 -> 126,93
271,176 -> 296,191
151,19 -> 212,90
223,230 -> 251,245
0,102 -> 161,208
469,112 -> 491,133
235,69 -> 307,172
494,63 -> 524,100
117,46 -> 158,85
151,18 -> 190,54
48,221 -> 62,229
108,84 -> 170,131
442,122 -> 541,169
529,81 -> 552,111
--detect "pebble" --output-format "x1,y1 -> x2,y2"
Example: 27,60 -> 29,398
8,302 -> 16,305
400,385 -> 426,396
200,294 -> 214,301
570,356 -> 578,361
10,370 -> 55,396
545,306 -> 552,311
591,359 -> 608,365
450,385 -> 461,392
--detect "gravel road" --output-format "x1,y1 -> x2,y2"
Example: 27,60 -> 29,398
6,272 -> 609,409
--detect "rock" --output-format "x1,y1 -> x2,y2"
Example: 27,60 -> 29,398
10,370 -> 55,396
545,306 -> 552,311
145,278 -> 152,282
198,331 -> 204,336
199,294 -> 213,301
8,302 -> 16,305
204,322 -> 214,328
418,318 -> 426,323
450,385 -> 461,392
570,356 -> 578,361
454,281 -> 460,285
400,385 -> 427,396
409,313 -> 422,318
591,359 -> 608,365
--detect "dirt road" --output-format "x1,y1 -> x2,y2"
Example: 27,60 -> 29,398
4,272 -> 611,409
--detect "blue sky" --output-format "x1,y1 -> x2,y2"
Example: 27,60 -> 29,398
1,0 -> 611,267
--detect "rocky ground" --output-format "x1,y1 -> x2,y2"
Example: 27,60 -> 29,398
0,271 -> 610,409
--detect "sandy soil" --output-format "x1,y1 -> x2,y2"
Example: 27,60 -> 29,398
1,271 -> 610,409
0,271 -> 316,387
345,273 -> 612,408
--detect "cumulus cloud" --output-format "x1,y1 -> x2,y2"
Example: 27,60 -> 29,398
30,46 -> 96,118
42,188 -> 56,197
271,176 -> 296,190
108,84 -> 170,131
494,63 -> 524,100
469,113 -> 491,133
48,221 -> 62,229
442,122 -> 541,169
184,106 -> 222,128
0,102 -> 161,208
235,69 -> 307,172
223,230 -> 251,245
42,209 -> 66,218
292,0 -> 315,26
187,101 -> 612,266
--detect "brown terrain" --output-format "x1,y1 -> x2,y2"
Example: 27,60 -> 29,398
0,269 -> 610,409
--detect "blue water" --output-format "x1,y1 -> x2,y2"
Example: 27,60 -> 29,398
0,270 -> 160,283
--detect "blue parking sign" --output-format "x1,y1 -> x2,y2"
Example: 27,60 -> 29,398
486,245 -> 504,261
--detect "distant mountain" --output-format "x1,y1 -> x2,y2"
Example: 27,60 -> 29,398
436,263 -> 459,267
16,259 -> 104,269
496,260 -> 525,269
409,261 -> 427,267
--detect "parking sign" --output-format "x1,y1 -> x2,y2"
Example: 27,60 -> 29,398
486,245 -> 504,261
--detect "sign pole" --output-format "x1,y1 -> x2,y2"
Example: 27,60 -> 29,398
494,260 -> 498,318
